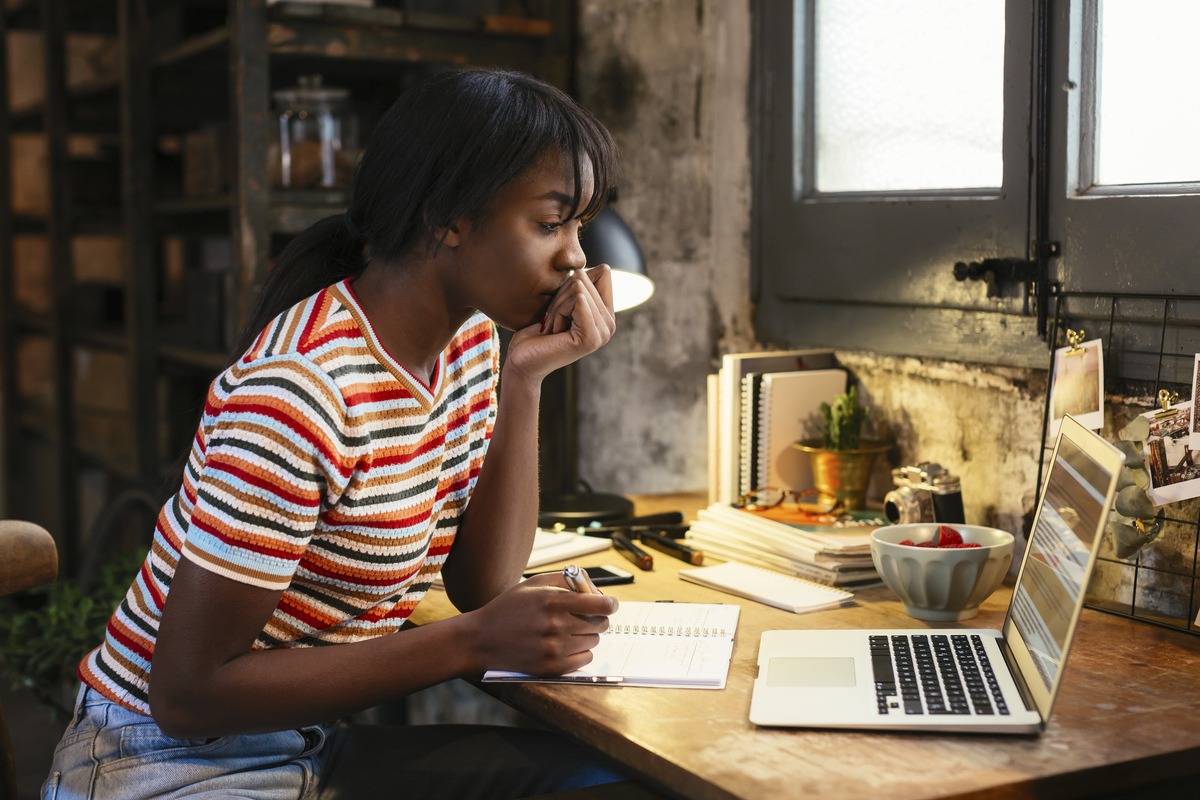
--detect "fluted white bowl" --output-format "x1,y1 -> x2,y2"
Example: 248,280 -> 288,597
870,524 -> 1014,621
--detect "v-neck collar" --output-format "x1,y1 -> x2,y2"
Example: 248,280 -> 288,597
333,279 -> 445,410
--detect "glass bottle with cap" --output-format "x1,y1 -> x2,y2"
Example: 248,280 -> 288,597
271,74 -> 359,189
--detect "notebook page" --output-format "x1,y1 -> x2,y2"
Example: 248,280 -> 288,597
482,602 -> 740,689
581,636 -> 735,686
609,601 -> 740,636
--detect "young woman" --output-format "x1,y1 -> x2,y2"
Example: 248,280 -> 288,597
45,69 -> 626,799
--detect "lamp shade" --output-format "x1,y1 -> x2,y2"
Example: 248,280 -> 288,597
580,206 -> 653,312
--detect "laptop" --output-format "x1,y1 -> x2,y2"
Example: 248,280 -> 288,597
749,415 -> 1124,734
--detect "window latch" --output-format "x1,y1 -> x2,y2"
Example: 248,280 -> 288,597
953,244 -> 1058,299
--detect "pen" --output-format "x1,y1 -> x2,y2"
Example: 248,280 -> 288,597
486,675 -> 624,684
562,564 -> 599,594
611,533 -> 653,571
576,523 -> 691,538
638,530 -> 704,565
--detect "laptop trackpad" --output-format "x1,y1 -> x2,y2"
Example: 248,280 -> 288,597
767,657 -> 856,687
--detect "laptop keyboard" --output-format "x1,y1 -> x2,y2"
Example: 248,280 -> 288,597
870,634 -> 1011,717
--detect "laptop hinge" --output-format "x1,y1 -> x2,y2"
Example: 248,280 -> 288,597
998,637 -> 1041,722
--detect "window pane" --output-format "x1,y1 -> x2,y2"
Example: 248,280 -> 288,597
1096,0 -> 1200,186
812,0 -> 1005,193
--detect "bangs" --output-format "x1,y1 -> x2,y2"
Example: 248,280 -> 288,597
455,71 -> 619,228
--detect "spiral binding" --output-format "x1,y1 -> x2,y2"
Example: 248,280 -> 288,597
607,624 -> 729,637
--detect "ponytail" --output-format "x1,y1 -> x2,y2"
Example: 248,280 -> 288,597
224,212 -> 366,369
170,68 -> 616,495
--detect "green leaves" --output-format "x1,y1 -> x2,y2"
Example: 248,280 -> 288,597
0,546 -> 146,719
818,385 -> 871,451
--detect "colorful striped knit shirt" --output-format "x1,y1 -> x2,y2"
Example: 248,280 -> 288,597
80,279 -> 500,715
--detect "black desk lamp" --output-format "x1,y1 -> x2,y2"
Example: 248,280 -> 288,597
537,206 -> 654,528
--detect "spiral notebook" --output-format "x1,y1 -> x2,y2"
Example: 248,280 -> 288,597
678,561 -> 854,614
482,602 -> 741,689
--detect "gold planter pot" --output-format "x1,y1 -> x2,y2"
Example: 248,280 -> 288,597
792,440 -> 892,511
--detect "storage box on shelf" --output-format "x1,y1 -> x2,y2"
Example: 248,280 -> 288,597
5,29 -> 119,113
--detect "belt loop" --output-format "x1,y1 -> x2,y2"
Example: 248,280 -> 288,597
72,684 -> 89,727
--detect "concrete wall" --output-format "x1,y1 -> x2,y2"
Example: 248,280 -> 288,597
571,0 -> 1051,538
574,0 -> 757,495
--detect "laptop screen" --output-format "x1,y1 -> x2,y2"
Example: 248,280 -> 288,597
1008,432 -> 1115,693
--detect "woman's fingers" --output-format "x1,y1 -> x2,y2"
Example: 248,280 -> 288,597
583,265 -> 616,319
546,272 -> 614,345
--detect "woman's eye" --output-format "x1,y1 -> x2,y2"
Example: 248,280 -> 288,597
539,222 -> 562,234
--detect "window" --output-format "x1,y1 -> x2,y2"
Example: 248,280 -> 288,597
755,0 -> 1200,369
811,0 -> 1005,193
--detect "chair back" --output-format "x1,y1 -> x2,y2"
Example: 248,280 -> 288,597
0,521 -> 58,800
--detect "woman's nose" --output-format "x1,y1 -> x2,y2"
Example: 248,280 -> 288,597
558,227 -> 587,271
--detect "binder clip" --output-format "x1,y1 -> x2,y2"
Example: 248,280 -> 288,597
1064,329 -> 1086,357
1154,389 -> 1180,419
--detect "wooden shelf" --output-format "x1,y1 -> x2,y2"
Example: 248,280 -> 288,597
158,343 -> 227,372
269,188 -> 349,234
75,441 -> 137,480
18,409 -> 56,442
154,26 -> 230,68
72,326 -> 126,352
267,19 -> 545,65
66,76 -> 121,102
13,308 -> 52,333
267,3 -> 552,38
154,195 -> 232,215
4,0 -> 36,18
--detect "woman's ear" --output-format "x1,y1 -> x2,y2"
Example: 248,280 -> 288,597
436,222 -> 464,249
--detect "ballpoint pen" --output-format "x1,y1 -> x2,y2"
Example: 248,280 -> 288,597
575,523 -> 692,538
562,564 -> 599,594
638,530 -> 704,565
611,533 -> 653,571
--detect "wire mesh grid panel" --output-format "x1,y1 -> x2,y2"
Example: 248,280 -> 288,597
1037,291 -> 1200,637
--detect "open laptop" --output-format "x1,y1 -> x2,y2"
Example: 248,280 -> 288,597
749,415 -> 1124,734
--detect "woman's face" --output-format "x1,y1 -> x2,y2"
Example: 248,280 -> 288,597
447,152 -> 594,331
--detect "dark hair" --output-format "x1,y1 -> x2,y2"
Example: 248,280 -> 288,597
226,69 -> 619,367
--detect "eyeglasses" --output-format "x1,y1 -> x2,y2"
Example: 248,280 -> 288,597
734,487 -> 842,514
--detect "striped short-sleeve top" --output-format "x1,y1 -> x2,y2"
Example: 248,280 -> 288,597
80,279 -> 500,715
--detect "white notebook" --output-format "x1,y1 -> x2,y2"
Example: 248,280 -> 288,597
756,369 -> 846,494
432,530 -> 608,589
525,529 -> 611,567
482,602 -> 741,689
679,561 -> 854,614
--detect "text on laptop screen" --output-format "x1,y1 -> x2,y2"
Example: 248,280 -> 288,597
1009,437 -> 1112,693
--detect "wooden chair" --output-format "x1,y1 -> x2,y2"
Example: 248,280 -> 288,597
0,521 -> 58,800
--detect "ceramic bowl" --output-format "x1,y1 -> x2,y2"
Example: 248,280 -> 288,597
870,524 -> 1015,621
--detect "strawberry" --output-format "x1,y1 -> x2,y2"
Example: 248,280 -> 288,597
899,539 -> 916,547
945,543 -> 982,549
937,525 -> 963,547
916,541 -> 938,548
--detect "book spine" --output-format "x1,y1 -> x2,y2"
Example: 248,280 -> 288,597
756,375 -> 771,496
739,374 -> 757,498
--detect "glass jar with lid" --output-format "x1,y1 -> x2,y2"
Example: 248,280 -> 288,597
271,74 -> 360,189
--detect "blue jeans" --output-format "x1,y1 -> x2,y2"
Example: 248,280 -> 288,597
44,685 -> 625,799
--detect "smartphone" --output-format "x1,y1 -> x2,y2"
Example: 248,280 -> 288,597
523,564 -> 635,586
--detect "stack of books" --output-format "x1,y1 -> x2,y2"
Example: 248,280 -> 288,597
686,503 -> 884,589
707,348 -> 846,506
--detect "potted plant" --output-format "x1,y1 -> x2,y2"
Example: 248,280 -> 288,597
0,547 -> 145,719
793,385 -> 890,510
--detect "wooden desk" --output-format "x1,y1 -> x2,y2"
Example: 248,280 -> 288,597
411,502 -> 1200,800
